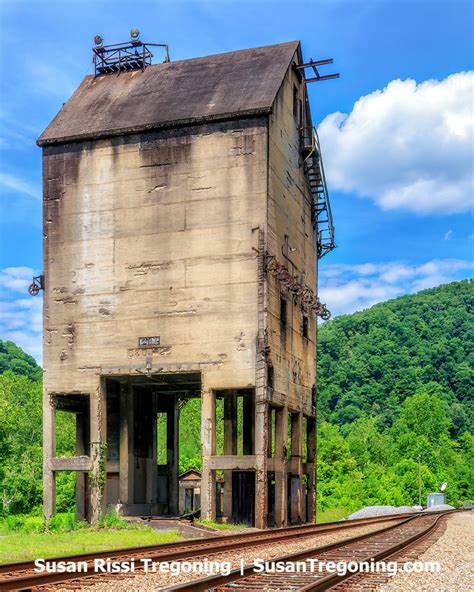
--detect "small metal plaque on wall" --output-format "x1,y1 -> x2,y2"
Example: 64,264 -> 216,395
138,336 -> 161,347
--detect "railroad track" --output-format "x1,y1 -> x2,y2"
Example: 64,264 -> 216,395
0,513 -> 417,591
168,511 -> 453,591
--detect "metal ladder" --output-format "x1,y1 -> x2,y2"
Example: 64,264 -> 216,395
301,126 -> 336,259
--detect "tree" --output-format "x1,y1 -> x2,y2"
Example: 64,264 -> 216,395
396,393 -> 451,441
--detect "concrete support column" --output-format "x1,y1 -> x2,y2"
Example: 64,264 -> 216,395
267,407 -> 274,458
75,412 -> 87,520
254,398 -> 268,529
274,405 -> 288,527
306,416 -> 316,523
223,391 -> 237,520
119,382 -> 131,506
201,385 -> 216,520
290,411 -> 303,523
290,412 -> 303,468
150,392 -> 158,511
124,381 -> 135,507
89,378 -> 107,525
255,227 -> 269,529
224,391 -> 238,454
167,398 -> 179,515
43,392 -> 56,523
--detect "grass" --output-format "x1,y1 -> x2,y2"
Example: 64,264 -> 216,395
195,519 -> 248,530
0,528 -> 183,563
0,508 -> 351,563
316,508 -> 350,523
0,510 -> 183,563
0,509 -> 134,535
0,513 -> 85,535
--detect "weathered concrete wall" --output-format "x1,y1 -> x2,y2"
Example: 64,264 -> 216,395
267,64 -> 317,417
42,118 -> 268,396
264,53 -> 318,526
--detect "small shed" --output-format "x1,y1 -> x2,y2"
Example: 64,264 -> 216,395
427,492 -> 446,508
179,469 -> 202,515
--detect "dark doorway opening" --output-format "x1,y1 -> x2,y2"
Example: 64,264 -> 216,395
304,473 -> 309,523
287,473 -> 302,525
267,472 -> 275,527
216,477 -> 224,519
232,471 -> 255,526
184,488 -> 193,513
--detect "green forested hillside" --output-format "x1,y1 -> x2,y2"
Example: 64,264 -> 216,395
318,279 -> 472,428
316,279 -> 473,511
0,281 -> 472,517
0,340 -> 42,381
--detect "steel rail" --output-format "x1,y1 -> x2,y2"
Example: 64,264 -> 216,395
0,513 -> 418,590
298,512 -> 446,591
165,515 -> 418,591
0,511 -> 418,575
166,510 -> 458,591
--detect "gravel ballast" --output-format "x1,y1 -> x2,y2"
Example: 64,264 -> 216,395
422,503 -> 455,512
377,511 -> 473,591
60,520 -> 398,591
346,503 -> 454,520
347,505 -> 420,519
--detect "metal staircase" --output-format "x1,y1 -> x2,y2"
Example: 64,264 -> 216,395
301,126 -> 336,259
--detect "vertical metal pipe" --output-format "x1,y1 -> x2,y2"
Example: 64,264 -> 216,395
418,454 -> 422,507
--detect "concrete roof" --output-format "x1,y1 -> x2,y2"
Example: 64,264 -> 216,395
38,41 -> 299,146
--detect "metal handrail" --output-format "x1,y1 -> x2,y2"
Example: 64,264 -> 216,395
93,41 -> 170,76
314,128 -> 335,255
301,126 -> 336,258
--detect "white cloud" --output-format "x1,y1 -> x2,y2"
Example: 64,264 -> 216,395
0,172 -> 40,199
319,258 -> 473,317
444,229 -> 453,240
0,267 -> 36,293
0,267 -> 42,363
318,72 -> 474,215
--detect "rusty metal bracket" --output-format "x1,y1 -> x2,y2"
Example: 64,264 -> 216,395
295,58 -> 340,83
265,254 -> 331,320
28,274 -> 44,296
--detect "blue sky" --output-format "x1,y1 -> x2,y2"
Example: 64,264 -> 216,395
0,0 -> 472,361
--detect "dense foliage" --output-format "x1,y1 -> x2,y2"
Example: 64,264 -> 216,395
0,280 -> 472,517
316,279 -> 473,511
0,340 -> 42,381
0,372 -> 75,515
0,339 -> 72,515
